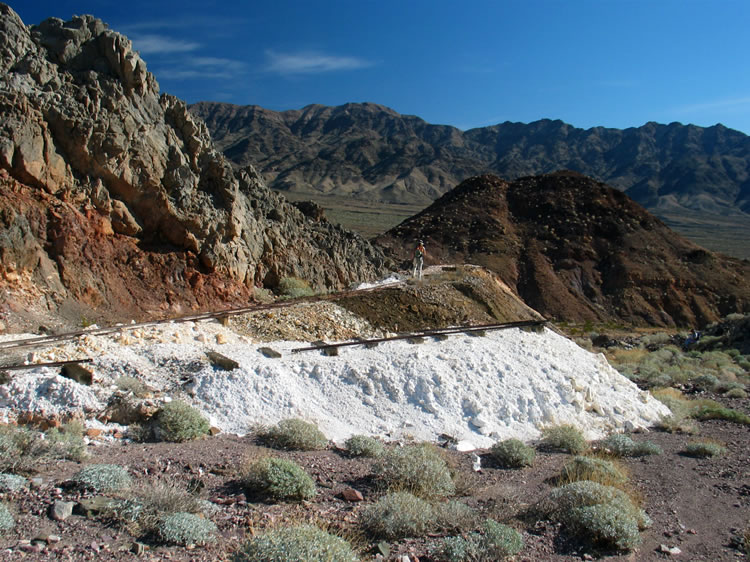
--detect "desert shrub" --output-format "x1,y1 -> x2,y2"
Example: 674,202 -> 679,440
372,443 -> 455,500
432,519 -> 523,561
545,480 -> 650,551
72,464 -> 132,493
113,479 -> 207,536
233,524 -> 358,562
715,380 -> 746,394
154,400 -> 210,442
0,503 -> 14,533
693,373 -> 719,390
683,441 -> 727,458
0,425 -> 49,474
434,500 -> 477,533
115,376 -> 151,397
259,419 -> 328,451
692,403 -> 750,424
601,434 -> 661,457
540,424 -> 588,454
359,491 -> 433,540
560,456 -> 627,487
242,457 -> 315,501
726,388 -> 748,399
0,473 -> 27,492
344,434 -> 384,458
277,277 -> 315,299
479,519 -> 524,558
490,438 -> 535,468
157,512 -> 216,546
45,421 -> 87,461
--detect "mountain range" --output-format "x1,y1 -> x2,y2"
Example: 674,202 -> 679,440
190,101 -> 750,256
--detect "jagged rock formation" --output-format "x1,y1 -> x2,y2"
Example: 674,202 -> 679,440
190,101 -> 750,224
0,5 -> 385,331
375,172 -> 750,327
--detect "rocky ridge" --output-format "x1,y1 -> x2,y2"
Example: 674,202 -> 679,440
0,5 -> 385,331
375,172 -> 750,327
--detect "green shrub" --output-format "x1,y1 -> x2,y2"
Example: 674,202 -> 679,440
693,374 -> 719,390
0,503 -> 14,533
601,434 -> 661,457
715,381 -> 746,394
72,464 -> 132,493
233,524 -> 358,562
359,491 -> 433,540
540,424 -> 588,454
560,456 -> 627,487
432,519 -> 523,561
490,438 -> 535,468
373,443 -> 455,500
344,435 -> 384,458
0,425 -> 49,474
277,277 -> 315,299
692,404 -> 750,425
157,512 -> 216,546
545,480 -> 650,551
154,400 -> 210,442
434,500 -> 477,533
259,419 -> 328,451
479,519 -> 524,558
683,441 -> 727,458
726,388 -> 748,399
0,473 -> 27,492
115,376 -> 151,397
242,457 -> 315,501
45,421 -> 87,461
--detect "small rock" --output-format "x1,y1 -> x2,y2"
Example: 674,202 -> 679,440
60,363 -> 94,385
341,488 -> 364,502
258,347 -> 282,358
215,333 -> 228,345
30,477 -> 43,488
50,501 -> 75,521
85,428 -> 103,438
205,351 -> 239,371
658,544 -> 682,555
19,544 -> 44,553
209,426 -> 221,436
131,542 -> 147,555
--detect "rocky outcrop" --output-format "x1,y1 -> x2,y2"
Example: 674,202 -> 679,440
0,5 -> 385,330
375,172 -> 750,328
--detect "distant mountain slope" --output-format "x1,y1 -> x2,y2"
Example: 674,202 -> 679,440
190,101 -> 750,219
375,172 -> 750,327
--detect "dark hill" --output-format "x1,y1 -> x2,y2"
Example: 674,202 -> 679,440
375,172 -> 750,327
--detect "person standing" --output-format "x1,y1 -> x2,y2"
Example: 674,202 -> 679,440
413,240 -> 426,279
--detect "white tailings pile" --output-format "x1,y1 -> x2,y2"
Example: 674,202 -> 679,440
0,323 -> 670,447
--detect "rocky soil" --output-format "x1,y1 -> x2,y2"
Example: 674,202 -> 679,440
376,172 -> 750,328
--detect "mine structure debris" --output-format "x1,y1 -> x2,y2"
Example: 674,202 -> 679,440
291,319 -> 547,354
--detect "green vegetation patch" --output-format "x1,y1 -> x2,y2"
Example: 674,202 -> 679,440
258,419 -> 328,451
154,400 -> 210,442
344,434 -> 384,458
72,464 -> 132,493
490,438 -> 536,468
372,443 -> 455,500
359,491 -> 433,540
157,512 -> 217,546
242,457 -> 316,501
233,524 -> 359,562
540,424 -> 588,454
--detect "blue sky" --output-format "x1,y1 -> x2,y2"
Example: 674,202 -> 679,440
13,0 -> 750,134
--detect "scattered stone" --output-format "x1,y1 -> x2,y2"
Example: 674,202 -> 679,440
131,542 -> 147,555
341,488 -> 364,502
215,333 -> 228,344
376,542 -> 390,558
258,347 -> 282,358
85,428 -> 103,438
60,363 -> 94,385
30,477 -> 44,488
205,351 -> 239,371
49,501 -> 75,521
658,544 -> 682,555
407,336 -> 425,344
209,426 -> 221,436
75,497 -> 118,518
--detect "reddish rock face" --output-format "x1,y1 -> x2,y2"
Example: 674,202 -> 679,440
0,7 -> 386,331
376,172 -> 750,327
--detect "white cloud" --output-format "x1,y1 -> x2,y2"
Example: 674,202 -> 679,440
265,50 -> 373,75
130,34 -> 200,54
153,57 -> 247,82
675,96 -> 750,114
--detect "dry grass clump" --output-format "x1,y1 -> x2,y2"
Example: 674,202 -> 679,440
153,400 -> 210,442
114,376 -> 152,398
233,524 -> 358,561
540,424 -> 588,454
359,491 -> 433,540
490,438 -> 536,468
242,457 -> 316,501
344,434 -> 384,458
45,420 -> 87,461
0,425 -> 50,474
652,388 -> 750,432
372,443 -> 455,500
434,500 -> 478,533
258,419 -> 328,451
278,277 -> 315,299
683,440 -> 727,458
544,480 -> 651,551
559,456 -> 628,488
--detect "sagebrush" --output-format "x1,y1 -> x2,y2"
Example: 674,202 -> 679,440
541,424 -> 588,454
154,400 -> 210,442
490,438 -> 535,468
157,512 -> 216,546
233,524 -> 358,561
242,457 -> 316,501
258,419 -> 328,451
359,491 -> 433,540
